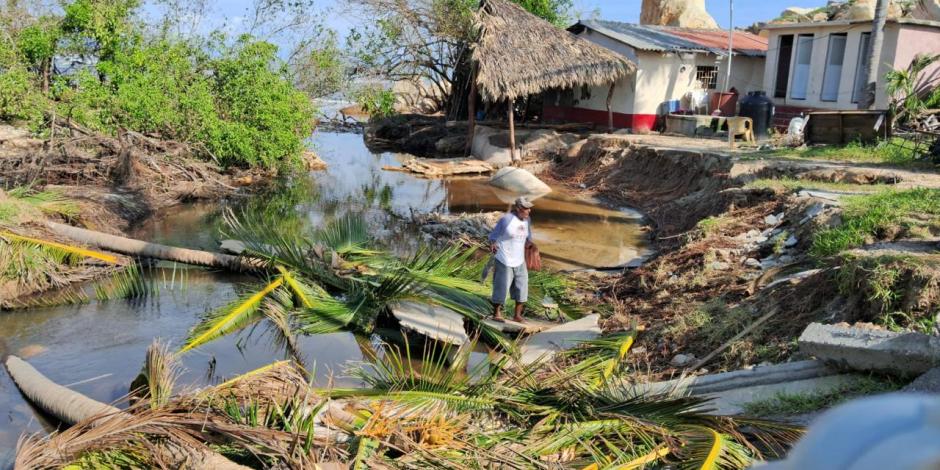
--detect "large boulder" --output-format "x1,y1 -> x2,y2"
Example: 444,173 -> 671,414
640,0 -> 718,29
833,0 -> 904,20
489,167 -> 552,197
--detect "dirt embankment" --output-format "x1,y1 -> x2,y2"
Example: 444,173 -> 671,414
548,134 -> 775,237
0,123 -> 275,305
545,134 -> 940,379
0,124 -> 272,232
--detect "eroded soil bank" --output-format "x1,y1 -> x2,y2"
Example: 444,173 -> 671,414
367,116 -> 940,381
0,123 -> 279,305
546,133 -> 940,379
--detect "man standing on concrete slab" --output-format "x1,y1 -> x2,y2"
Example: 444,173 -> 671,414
489,196 -> 535,322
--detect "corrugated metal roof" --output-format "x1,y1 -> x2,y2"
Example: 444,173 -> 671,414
572,20 -> 768,57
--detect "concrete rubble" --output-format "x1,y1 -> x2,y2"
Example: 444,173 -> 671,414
628,359 -> 866,416
799,322 -> 940,376
389,301 -> 469,346
519,314 -> 601,365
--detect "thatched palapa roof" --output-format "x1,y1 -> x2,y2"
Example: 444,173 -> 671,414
472,0 -> 635,103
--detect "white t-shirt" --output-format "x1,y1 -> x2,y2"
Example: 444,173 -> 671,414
490,213 -> 530,268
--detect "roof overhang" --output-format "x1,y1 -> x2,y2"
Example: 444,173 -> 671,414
572,19 -> 767,58
761,17 -> 940,31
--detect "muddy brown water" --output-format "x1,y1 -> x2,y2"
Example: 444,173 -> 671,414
0,131 -> 649,464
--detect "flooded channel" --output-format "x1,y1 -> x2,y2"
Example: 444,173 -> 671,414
0,131 -> 649,464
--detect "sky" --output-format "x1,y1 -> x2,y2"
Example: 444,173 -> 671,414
146,0 -> 831,40
575,0 -> 826,28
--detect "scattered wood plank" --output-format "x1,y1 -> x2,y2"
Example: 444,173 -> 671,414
384,158 -> 493,177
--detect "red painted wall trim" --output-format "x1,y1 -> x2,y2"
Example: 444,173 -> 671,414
543,105 -> 658,132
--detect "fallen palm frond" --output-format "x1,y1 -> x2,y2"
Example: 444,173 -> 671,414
0,231 -> 119,264
180,276 -> 286,352
140,340 -> 181,409
93,263 -> 156,300
178,212 -> 563,357
17,326 -> 802,469
5,186 -> 81,220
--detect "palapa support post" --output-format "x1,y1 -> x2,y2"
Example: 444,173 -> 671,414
508,98 -> 516,163
606,83 -> 616,132
466,63 -> 478,156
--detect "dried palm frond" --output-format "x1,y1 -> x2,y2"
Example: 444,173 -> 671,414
141,340 -> 181,409
473,0 -> 634,103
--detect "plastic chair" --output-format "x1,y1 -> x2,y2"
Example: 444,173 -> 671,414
727,116 -> 754,147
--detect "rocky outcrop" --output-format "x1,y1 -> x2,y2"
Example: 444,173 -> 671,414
640,0 -> 718,29
832,0 -> 904,21
768,1 -> 916,25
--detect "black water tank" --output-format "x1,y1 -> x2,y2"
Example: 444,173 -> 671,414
739,91 -> 774,140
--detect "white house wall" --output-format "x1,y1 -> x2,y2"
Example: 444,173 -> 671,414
762,23 -> 905,110
569,50 -> 765,116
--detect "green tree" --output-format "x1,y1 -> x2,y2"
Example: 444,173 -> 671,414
61,0 -> 142,62
208,37 -> 315,168
16,17 -> 59,92
0,36 -> 44,126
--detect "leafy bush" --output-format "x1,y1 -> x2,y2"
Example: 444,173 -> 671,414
2,1 -> 318,170
209,38 -> 315,168
353,85 -> 397,118
0,38 -> 45,126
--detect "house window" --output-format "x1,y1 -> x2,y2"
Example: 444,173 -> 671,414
790,34 -> 814,100
774,35 -> 794,98
853,32 -> 872,103
821,33 -> 847,102
696,65 -> 719,89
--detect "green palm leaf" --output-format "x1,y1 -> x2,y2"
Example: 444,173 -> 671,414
1,231 -> 119,264
679,426 -> 752,470
180,276 -> 284,352
314,214 -> 372,255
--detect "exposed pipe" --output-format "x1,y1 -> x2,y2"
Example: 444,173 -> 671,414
725,0 -> 733,91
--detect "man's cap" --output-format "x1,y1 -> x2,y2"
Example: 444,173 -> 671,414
513,196 -> 534,208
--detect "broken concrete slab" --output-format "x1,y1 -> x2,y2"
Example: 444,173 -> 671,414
220,239 -> 247,255
903,367 -> 940,393
519,314 -> 600,365
630,360 -> 838,397
799,322 -> 940,376
389,301 -> 469,346
482,318 -> 556,335
705,374 -> 867,416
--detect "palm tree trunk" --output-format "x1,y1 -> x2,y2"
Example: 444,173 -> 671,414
5,355 -> 120,426
5,355 -> 252,470
45,222 -> 259,271
861,0 -> 890,109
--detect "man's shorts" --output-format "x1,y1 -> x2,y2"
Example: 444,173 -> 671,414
491,259 -> 528,304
